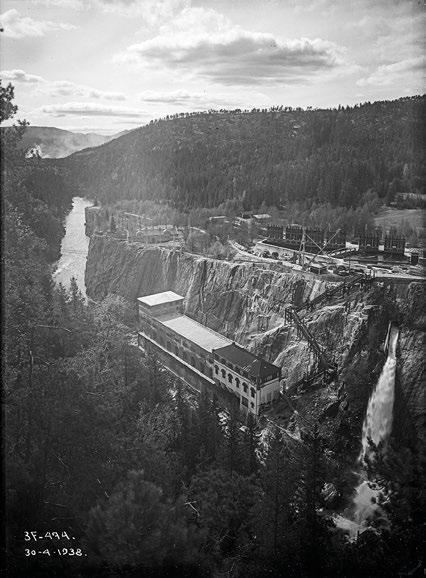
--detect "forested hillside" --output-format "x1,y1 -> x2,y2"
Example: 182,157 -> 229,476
61,96 -> 425,210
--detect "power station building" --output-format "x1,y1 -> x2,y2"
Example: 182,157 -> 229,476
265,224 -> 346,253
383,235 -> 406,256
137,291 -> 281,416
359,233 -> 380,253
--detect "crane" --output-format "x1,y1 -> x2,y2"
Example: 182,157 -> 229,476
304,228 -> 342,269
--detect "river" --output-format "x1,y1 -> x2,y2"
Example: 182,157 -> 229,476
52,197 -> 92,297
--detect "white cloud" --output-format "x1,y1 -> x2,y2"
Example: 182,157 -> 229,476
1,69 -> 45,83
32,0 -> 86,8
291,0 -> 338,13
0,70 -> 126,101
351,11 -> 424,60
40,102 -> 147,117
115,6 -> 347,86
293,0 -> 422,12
357,56 -> 425,87
138,88 -> 270,109
349,15 -> 393,37
97,0 -> 189,23
46,80 -> 126,101
32,0 -> 189,23
0,8 -> 75,39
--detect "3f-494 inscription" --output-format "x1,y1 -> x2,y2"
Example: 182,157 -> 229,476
23,531 -> 87,557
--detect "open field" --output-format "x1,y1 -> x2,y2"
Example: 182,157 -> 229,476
374,207 -> 424,234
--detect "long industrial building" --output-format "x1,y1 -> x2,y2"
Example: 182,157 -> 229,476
137,291 -> 281,416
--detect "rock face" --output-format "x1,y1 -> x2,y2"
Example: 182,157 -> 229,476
85,234 -> 425,447
85,234 -> 333,342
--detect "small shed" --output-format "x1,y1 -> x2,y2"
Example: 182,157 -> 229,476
309,263 -> 327,275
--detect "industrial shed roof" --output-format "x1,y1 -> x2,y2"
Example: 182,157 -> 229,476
157,313 -> 232,353
214,343 -> 280,380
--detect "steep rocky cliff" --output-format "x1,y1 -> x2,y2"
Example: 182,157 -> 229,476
86,234 -> 332,340
86,234 -> 425,449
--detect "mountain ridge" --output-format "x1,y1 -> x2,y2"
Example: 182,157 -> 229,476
57,95 -> 425,210
3,125 -> 132,158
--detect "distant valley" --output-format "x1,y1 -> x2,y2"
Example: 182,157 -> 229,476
6,125 -> 132,158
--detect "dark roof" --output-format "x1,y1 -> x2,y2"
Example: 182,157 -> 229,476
213,343 -> 280,380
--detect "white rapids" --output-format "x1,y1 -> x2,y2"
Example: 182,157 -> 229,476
335,324 -> 399,538
359,325 -> 399,464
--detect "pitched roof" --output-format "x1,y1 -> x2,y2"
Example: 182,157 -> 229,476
214,343 -> 280,380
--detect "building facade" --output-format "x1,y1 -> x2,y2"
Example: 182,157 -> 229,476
137,291 -> 281,416
212,343 -> 281,414
383,235 -> 406,256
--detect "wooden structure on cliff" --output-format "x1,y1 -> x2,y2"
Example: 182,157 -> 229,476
284,306 -> 334,371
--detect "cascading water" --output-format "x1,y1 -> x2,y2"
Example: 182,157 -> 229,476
359,324 -> 399,464
335,324 -> 399,537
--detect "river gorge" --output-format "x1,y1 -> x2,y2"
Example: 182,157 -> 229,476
53,196 -> 93,297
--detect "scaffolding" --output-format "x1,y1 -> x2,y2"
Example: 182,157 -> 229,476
284,306 -> 331,369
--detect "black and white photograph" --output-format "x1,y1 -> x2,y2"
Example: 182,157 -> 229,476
1,0 -> 425,576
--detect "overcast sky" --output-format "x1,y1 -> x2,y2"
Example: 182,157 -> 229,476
1,0 -> 424,134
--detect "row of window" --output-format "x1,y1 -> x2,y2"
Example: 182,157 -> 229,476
145,320 -> 278,385
150,331 -> 212,378
139,332 -> 258,412
214,366 -> 255,397
214,357 -> 278,385
143,318 -> 278,384
215,357 -> 250,379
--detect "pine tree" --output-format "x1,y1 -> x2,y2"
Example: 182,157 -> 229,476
222,408 -> 244,475
296,424 -> 335,576
69,276 -> 84,312
242,412 -> 260,475
85,470 -> 199,571
187,467 -> 260,565
196,390 -> 223,468
252,427 -> 299,571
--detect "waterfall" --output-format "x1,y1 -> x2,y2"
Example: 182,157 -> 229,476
359,324 -> 399,464
335,324 -> 399,537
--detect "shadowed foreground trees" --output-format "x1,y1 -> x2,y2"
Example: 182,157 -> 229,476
85,470 -> 207,575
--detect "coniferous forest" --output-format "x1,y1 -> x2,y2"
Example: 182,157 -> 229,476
2,82 -> 425,577
60,96 -> 425,211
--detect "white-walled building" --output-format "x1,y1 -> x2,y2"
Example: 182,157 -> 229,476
213,343 -> 281,414
137,291 -> 281,416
